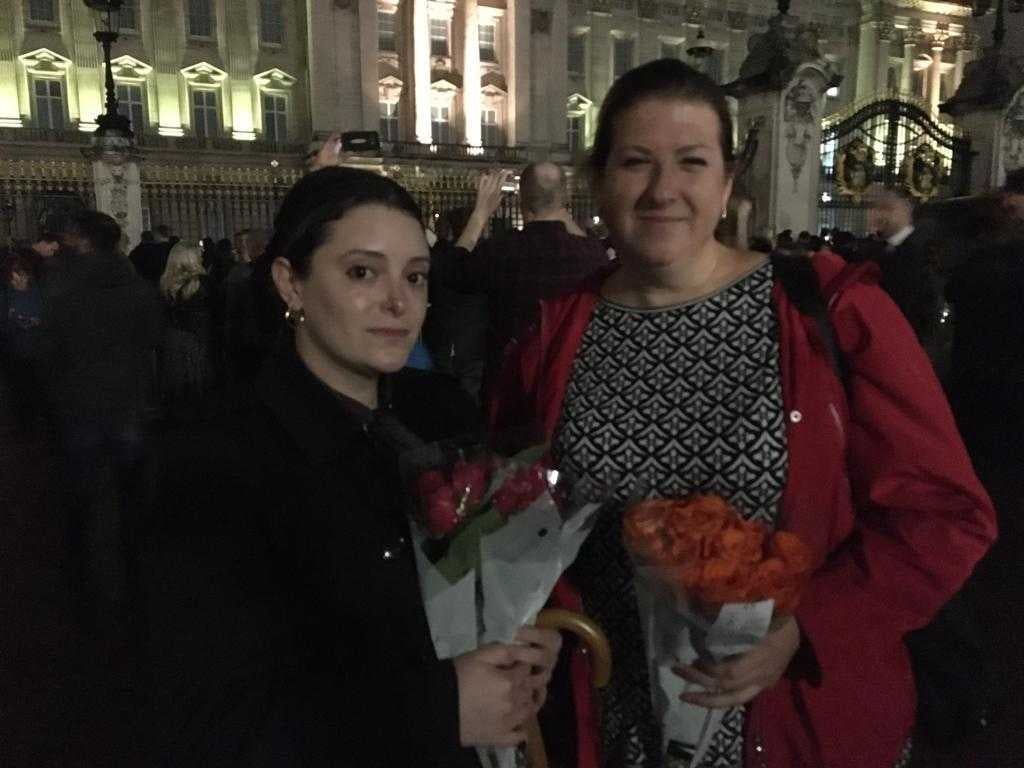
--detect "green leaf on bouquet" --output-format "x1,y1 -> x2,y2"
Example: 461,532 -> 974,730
434,506 -> 507,584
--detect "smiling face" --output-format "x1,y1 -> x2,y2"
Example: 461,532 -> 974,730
274,204 -> 430,392
596,97 -> 733,271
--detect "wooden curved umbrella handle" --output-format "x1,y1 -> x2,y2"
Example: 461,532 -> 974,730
535,608 -> 612,688
525,609 -> 612,768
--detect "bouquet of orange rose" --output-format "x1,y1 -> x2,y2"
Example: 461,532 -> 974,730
623,494 -> 812,768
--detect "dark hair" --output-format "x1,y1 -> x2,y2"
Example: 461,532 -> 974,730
0,250 -> 32,284
154,224 -> 172,238
267,167 -> 423,278
589,58 -> 735,177
139,230 -> 154,243
65,210 -> 122,254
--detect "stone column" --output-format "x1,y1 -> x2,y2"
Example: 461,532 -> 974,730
0,7 -> 21,127
855,21 -> 878,100
358,0 -> 380,131
900,36 -> 915,96
69,0 -> 102,128
875,22 -> 893,94
550,0 -> 570,152
929,38 -> 944,116
412,0 -> 432,143
953,44 -> 970,93
734,64 -> 830,236
226,0 -> 256,139
153,0 -> 186,135
463,0 -> 482,146
507,0 -> 530,146
91,153 -> 143,249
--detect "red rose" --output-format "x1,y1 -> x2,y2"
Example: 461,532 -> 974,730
424,485 -> 460,537
451,460 -> 489,506
416,470 -> 447,499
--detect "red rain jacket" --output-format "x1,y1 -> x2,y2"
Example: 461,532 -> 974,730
488,252 -> 996,768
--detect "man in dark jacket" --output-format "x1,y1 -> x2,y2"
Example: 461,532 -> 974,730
45,210 -> 163,629
431,162 -> 609,394
865,188 -> 943,349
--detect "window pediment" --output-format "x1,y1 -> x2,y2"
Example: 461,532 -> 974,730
18,48 -> 72,76
110,54 -> 153,81
481,71 -> 507,93
180,61 -> 228,85
253,68 -> 297,89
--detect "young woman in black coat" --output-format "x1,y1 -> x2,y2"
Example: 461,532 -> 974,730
141,167 -> 561,767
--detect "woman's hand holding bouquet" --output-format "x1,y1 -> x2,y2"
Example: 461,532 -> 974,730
623,493 -> 812,766
404,440 -> 602,767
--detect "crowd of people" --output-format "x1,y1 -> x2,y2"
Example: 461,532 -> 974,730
0,56 -> 1020,768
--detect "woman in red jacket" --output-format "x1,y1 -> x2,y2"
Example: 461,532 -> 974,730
488,59 -> 996,768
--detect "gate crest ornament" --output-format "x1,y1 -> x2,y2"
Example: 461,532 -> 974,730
901,143 -> 943,201
836,138 -> 874,202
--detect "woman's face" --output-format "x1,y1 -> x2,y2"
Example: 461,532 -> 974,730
280,204 -> 430,381
597,98 -> 733,270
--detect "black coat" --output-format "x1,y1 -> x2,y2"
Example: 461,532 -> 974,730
875,228 -> 942,345
141,352 -> 483,767
42,250 -> 162,425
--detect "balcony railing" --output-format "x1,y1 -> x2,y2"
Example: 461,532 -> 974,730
381,141 -> 531,164
0,126 -> 544,166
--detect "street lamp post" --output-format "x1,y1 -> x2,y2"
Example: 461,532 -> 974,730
83,0 -> 133,140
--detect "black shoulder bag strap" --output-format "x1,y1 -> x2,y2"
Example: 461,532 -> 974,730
771,250 -> 993,750
770,252 -> 848,383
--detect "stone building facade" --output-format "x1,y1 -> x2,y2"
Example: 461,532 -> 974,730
0,0 -> 992,242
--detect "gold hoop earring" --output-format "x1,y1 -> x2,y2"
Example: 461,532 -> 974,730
284,306 -> 306,327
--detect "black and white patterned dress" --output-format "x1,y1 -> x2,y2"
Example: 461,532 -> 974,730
552,260 -> 788,768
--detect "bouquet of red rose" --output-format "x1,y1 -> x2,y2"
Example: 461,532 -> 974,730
623,494 -> 812,768
403,441 -> 603,768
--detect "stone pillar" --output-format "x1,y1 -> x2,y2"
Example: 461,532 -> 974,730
307,0 -> 338,133
855,21 -> 878,100
0,7 -> 21,127
900,37 -> 915,96
953,46 -> 970,93
953,108 -> 1003,192
69,0 -> 102,128
549,0 -> 570,152
154,0 -> 186,135
463,0 -> 482,146
507,0 -> 530,146
358,0 -> 380,131
735,64 -> 830,236
412,0 -> 432,143
226,0 -> 256,139
91,154 -> 144,250
929,40 -> 944,116
875,22 -> 892,95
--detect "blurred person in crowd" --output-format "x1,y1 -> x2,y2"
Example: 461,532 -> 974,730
158,242 -> 217,424
221,228 -> 269,397
422,175 -> 502,400
431,161 -> 609,395
208,237 -> 235,284
0,250 -> 46,435
489,58 -> 994,768
45,209 -> 162,636
865,187 -> 943,356
130,224 -> 174,286
141,166 -> 561,766
946,179 -> 1024,543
